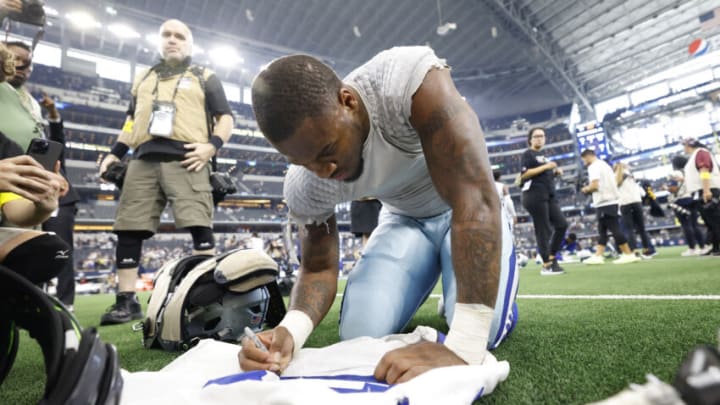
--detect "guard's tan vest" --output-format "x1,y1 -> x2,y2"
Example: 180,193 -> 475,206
129,67 -> 212,148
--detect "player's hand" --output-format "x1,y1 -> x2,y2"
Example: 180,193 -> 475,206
0,155 -> 55,202
182,142 -> 216,172
238,327 -> 295,374
374,342 -> 467,384
554,167 -> 564,176
98,154 -> 119,180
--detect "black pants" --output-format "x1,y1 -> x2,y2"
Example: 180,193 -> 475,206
522,190 -> 568,263
620,202 -> 652,251
42,204 -> 77,306
676,201 -> 704,249
698,189 -> 720,252
597,204 -> 627,247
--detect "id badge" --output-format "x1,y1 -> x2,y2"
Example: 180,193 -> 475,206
148,101 -> 176,138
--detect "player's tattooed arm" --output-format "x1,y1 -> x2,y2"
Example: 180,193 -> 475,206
290,215 -> 340,326
411,68 -> 500,307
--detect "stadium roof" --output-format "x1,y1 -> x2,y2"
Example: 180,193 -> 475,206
30,0 -> 720,118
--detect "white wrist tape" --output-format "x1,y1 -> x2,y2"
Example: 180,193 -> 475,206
444,303 -> 494,365
278,310 -> 314,355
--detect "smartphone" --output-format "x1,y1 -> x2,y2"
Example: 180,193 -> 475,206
26,138 -> 64,171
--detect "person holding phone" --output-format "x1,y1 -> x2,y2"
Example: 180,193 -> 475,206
0,130 -> 71,285
0,40 -> 81,309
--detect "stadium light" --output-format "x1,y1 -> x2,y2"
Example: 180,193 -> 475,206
43,6 -> 59,17
108,23 -> 140,39
209,45 -> 243,68
65,11 -> 101,30
144,33 -> 159,46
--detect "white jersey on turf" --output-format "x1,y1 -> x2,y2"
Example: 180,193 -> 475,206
121,326 -> 510,405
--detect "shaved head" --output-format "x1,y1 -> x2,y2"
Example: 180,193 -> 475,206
158,19 -> 193,62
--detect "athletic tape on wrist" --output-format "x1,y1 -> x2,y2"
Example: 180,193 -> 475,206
444,303 -> 494,365
278,310 -> 314,355
700,172 -> 712,180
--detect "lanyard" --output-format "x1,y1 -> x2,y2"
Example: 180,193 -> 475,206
152,71 -> 187,102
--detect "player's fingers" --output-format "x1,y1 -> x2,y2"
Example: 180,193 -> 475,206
240,337 -> 272,362
238,355 -> 275,372
384,361 -> 408,385
373,351 -> 395,382
393,365 -> 431,384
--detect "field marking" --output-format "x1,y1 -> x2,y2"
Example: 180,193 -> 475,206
335,293 -> 720,300
516,294 -> 720,300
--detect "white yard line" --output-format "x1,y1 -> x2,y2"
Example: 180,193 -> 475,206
517,294 -> 720,300
335,293 -> 720,300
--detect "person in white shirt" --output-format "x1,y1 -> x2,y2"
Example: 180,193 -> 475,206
613,162 -> 655,257
580,150 -> 640,265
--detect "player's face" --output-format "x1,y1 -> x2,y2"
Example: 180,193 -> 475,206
274,99 -> 366,182
8,45 -> 32,87
160,21 -> 192,62
529,129 -> 545,150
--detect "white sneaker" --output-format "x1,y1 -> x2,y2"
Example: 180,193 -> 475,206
680,249 -> 697,257
584,255 -> 605,265
614,254 -> 641,264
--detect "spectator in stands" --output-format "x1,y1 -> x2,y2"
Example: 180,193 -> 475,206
1,40 -> 81,309
681,138 -> 720,256
97,19 -> 234,325
614,162 -> 655,258
668,155 -> 706,256
580,150 -> 640,265
349,199 -> 382,247
243,47 -> 517,383
519,127 -> 567,275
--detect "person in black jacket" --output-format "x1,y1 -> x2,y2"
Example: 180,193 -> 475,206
519,127 -> 567,275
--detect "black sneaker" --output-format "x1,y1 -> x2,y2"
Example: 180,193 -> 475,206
540,260 -> 565,276
100,292 -> 143,325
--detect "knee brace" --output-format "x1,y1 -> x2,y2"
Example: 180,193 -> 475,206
188,226 -> 215,251
116,231 -> 144,269
3,233 -> 70,284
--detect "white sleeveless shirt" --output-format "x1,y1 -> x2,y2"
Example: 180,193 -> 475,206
284,47 -> 452,225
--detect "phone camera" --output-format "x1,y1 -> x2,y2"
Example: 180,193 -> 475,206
31,139 -> 49,153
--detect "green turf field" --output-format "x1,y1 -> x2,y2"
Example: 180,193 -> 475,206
1,246 -> 719,404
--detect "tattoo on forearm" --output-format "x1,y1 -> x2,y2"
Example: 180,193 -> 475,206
290,217 -> 339,324
290,278 -> 335,324
452,219 -> 500,305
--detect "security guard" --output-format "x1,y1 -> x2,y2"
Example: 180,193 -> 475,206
98,19 -> 234,324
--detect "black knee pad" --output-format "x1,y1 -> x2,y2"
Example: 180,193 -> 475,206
2,233 -> 70,284
188,226 -> 215,251
116,232 -> 145,269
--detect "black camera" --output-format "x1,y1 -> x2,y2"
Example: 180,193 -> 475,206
210,171 -> 237,205
703,197 -> 720,211
101,161 -> 127,189
1,0 -> 46,26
